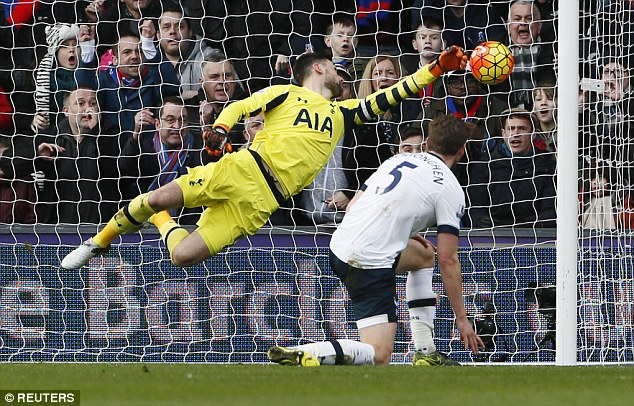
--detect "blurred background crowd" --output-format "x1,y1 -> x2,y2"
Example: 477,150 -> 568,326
0,0 -> 631,230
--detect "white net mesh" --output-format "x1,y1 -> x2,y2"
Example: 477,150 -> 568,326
0,0 -> 632,364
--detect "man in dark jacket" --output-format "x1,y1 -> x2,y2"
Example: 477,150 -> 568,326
36,86 -> 122,224
466,108 -> 556,228
0,131 -> 38,224
76,31 -> 180,134
119,96 -> 204,224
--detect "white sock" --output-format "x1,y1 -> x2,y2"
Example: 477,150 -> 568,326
407,268 -> 436,354
296,339 -> 375,365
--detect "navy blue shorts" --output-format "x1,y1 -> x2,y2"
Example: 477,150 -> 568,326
329,250 -> 398,327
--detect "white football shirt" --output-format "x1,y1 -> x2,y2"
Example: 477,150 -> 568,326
330,152 -> 465,268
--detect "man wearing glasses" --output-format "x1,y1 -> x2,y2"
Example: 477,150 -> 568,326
119,96 -> 204,224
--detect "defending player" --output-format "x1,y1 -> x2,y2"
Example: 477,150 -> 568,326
268,114 -> 483,366
61,47 -> 467,270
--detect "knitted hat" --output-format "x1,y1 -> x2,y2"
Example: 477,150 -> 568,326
33,24 -> 80,124
46,23 -> 80,55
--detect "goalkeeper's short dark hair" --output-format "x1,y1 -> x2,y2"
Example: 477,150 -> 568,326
426,114 -> 468,156
292,49 -> 333,86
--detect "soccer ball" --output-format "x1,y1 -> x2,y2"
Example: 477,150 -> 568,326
469,41 -> 514,85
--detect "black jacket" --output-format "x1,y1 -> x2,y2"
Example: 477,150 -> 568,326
36,118 -> 122,224
466,143 -> 557,228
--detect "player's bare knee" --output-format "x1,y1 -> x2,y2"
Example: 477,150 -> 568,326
373,346 -> 393,365
170,247 -> 194,267
420,244 -> 435,268
147,191 -> 167,212
407,239 -> 435,269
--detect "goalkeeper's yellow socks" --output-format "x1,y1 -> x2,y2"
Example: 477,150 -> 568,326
93,193 -> 155,248
152,211 -> 189,262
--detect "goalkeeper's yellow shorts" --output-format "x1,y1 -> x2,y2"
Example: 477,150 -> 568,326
175,149 -> 280,255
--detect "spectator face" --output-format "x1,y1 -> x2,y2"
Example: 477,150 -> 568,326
602,62 -> 629,102
371,59 -> 398,91
508,3 -> 542,46
325,23 -> 357,58
156,102 -> 189,149
339,80 -> 352,100
445,73 -> 481,105
114,36 -> 142,78
64,88 -> 100,134
399,134 -> 424,153
243,112 -> 264,144
412,24 -> 443,61
590,176 -> 609,197
335,69 -> 352,101
323,60 -> 344,100
502,116 -> 534,155
532,88 -> 556,128
201,61 -> 237,103
157,11 -> 193,58
57,38 -> 79,69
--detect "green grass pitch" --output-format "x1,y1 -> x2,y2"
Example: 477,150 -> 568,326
1,363 -> 633,405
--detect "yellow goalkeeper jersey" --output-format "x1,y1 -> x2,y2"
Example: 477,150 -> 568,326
213,65 -> 438,198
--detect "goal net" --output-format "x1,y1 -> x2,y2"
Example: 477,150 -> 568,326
0,0 -> 632,364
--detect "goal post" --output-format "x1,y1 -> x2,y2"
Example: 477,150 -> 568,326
555,0 -> 579,366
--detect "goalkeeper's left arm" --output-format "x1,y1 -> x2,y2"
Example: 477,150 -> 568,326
345,45 -> 467,125
201,86 -> 286,157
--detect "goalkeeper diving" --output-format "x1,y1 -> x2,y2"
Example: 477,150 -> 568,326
62,47 -> 468,270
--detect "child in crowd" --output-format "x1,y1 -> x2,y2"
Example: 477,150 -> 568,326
31,23 -> 97,132
409,17 -> 446,104
412,17 -> 445,69
323,15 -> 363,86
532,81 -> 557,152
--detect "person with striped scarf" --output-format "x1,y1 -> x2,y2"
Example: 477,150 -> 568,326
118,96 -> 204,225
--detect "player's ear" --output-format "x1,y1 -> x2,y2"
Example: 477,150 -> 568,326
458,143 -> 466,158
324,35 -> 331,48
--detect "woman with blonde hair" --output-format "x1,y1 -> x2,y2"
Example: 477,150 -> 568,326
342,56 -> 421,200
358,56 -> 403,124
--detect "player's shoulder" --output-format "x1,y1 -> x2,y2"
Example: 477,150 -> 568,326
255,83 -> 294,96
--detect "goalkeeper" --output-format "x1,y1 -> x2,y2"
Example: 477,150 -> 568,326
62,47 -> 467,270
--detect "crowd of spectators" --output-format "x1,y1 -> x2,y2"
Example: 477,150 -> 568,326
0,0 -> 631,231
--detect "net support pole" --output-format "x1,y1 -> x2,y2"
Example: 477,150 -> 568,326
555,0 -> 579,366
